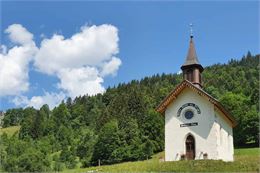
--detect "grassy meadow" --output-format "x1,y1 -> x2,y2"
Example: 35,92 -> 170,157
0,125 -> 20,136
62,148 -> 260,173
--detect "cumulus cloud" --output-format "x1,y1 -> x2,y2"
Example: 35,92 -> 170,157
0,24 -> 37,96
177,70 -> 182,75
13,92 -> 66,109
57,67 -> 105,98
5,24 -> 34,45
34,24 -> 121,98
34,24 -> 119,75
101,57 -> 122,77
1,23 -> 122,109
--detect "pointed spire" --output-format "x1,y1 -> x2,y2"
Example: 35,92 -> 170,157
181,24 -> 203,72
181,24 -> 204,88
182,36 -> 200,66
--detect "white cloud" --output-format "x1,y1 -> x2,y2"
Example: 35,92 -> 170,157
34,24 -> 121,98
34,24 -> 119,75
1,23 -> 122,108
13,92 -> 66,109
0,24 -> 37,97
177,70 -> 182,75
101,57 -> 122,77
12,95 -> 28,106
5,24 -> 34,45
57,67 -> 105,98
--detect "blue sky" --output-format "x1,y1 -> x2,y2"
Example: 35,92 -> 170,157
0,1 -> 259,110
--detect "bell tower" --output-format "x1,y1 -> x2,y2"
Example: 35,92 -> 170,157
181,24 -> 204,88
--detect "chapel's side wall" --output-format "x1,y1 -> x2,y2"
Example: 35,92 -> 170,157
165,88 -> 218,161
215,110 -> 234,161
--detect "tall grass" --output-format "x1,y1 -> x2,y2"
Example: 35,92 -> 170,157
62,148 -> 260,173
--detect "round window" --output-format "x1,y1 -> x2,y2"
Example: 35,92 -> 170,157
184,110 -> 194,120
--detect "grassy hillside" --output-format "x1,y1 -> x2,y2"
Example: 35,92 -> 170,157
0,54 -> 258,172
62,148 -> 260,173
0,126 -> 20,136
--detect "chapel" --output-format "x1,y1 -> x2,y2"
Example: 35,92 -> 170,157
156,28 -> 237,162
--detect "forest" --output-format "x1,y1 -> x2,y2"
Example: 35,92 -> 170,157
0,52 -> 259,172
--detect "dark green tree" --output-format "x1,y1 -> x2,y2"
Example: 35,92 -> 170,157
60,146 -> 77,169
2,108 -> 24,127
76,128 -> 97,167
92,120 -> 120,165
19,107 -> 37,139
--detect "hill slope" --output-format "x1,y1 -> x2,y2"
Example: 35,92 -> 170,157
0,53 -> 259,172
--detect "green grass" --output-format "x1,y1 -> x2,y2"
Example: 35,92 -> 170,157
0,126 -> 20,136
62,148 -> 260,173
235,147 -> 260,156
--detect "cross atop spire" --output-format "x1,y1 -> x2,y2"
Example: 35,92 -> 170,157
190,23 -> 193,38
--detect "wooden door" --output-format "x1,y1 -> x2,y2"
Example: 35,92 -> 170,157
186,135 -> 195,160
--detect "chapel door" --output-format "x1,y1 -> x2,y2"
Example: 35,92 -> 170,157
185,135 -> 195,160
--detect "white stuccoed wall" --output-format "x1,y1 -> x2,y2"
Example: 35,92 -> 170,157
165,87 -> 234,161
215,109 -> 234,161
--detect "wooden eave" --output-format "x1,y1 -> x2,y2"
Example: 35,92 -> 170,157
156,80 -> 237,127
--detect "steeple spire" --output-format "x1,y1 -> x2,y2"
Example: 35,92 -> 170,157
181,24 -> 204,88
182,36 -> 200,66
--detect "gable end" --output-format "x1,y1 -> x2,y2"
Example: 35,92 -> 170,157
156,80 -> 237,127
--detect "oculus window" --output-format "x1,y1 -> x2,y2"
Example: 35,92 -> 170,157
184,110 -> 194,120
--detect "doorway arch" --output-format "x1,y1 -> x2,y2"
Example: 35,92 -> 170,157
185,134 -> 195,160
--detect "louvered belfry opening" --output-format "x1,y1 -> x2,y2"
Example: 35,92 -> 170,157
181,35 -> 204,88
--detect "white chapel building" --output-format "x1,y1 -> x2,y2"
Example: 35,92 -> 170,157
156,33 -> 237,162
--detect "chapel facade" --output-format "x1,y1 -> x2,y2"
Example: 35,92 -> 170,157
156,32 -> 237,162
